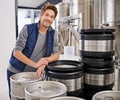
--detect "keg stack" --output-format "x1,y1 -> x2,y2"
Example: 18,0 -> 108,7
79,29 -> 115,100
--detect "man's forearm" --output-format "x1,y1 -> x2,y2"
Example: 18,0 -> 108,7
13,50 -> 38,68
46,53 -> 59,63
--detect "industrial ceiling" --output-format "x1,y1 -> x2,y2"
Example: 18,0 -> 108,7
17,0 -> 63,9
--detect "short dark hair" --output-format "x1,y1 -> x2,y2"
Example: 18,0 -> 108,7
41,3 -> 58,18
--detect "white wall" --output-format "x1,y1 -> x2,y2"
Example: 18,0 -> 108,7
0,0 -> 16,99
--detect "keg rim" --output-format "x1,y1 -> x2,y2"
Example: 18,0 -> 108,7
25,81 -> 67,98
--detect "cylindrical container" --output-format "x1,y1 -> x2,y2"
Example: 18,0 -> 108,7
25,81 -> 67,100
58,1 -> 70,19
45,60 -> 83,97
83,66 -> 115,100
82,57 -> 114,68
10,72 -> 44,99
92,90 -> 120,100
52,96 -> 85,100
79,29 -> 115,59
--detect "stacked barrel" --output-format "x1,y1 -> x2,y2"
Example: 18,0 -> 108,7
79,29 -> 115,100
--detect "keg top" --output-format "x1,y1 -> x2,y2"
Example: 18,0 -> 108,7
46,60 -> 83,72
25,81 -> 67,98
52,96 -> 85,100
92,91 -> 120,100
10,72 -> 42,82
80,29 -> 115,34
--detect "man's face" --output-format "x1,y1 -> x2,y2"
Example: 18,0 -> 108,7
40,9 -> 55,28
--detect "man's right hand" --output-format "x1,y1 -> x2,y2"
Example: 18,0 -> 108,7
35,57 -> 49,68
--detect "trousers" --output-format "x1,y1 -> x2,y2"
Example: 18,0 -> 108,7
7,69 -> 16,100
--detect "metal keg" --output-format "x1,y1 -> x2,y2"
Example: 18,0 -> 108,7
25,81 -> 67,100
52,96 -> 85,100
92,90 -> 120,100
79,29 -> 115,59
10,72 -> 44,99
83,66 -> 115,100
45,60 -> 83,97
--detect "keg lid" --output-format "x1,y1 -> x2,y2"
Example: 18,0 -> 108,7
92,91 -> 120,100
80,29 -> 115,34
10,72 -> 42,83
46,60 -> 83,72
25,81 -> 67,98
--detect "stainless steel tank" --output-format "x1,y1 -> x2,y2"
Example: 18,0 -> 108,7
93,0 -> 115,28
70,0 -> 92,29
58,1 -> 70,19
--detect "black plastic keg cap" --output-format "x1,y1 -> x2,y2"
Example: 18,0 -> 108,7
46,60 -> 83,72
80,29 -> 115,34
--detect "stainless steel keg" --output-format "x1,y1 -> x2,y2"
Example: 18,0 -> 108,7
83,66 -> 115,100
92,90 -> 120,100
10,72 -> 43,99
84,66 -> 115,87
79,29 -> 115,58
25,81 -> 67,100
45,60 -> 84,97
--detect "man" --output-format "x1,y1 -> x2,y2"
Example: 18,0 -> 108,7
7,3 -> 59,99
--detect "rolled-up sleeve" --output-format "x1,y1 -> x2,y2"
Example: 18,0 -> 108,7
14,25 -> 28,51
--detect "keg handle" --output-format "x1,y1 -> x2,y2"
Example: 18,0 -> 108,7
104,97 -> 113,100
39,74 -> 46,81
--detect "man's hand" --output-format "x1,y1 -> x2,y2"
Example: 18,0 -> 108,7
35,57 -> 49,78
35,58 -> 49,68
36,64 -> 46,79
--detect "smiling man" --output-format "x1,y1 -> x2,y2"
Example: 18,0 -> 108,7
7,3 -> 59,99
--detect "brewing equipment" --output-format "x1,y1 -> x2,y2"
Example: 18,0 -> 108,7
45,60 -> 83,97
